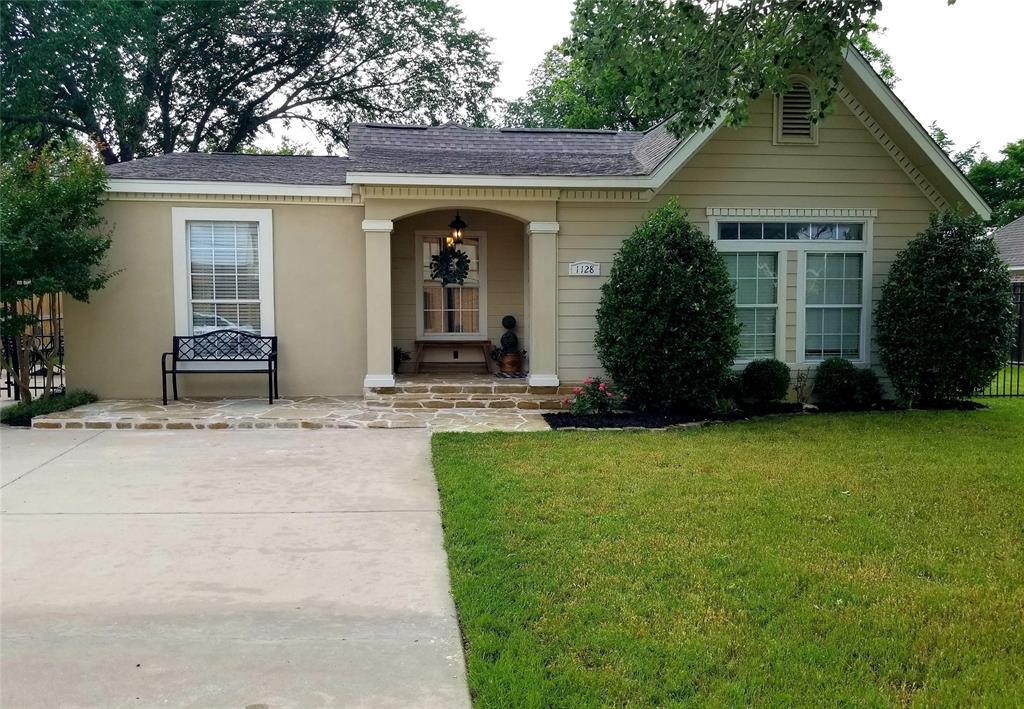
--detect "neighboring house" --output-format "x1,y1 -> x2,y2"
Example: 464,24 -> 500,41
65,48 -> 989,399
993,216 -> 1024,282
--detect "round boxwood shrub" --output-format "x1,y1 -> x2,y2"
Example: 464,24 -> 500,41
741,359 -> 791,404
876,210 -> 1015,405
813,357 -> 860,410
595,199 -> 740,412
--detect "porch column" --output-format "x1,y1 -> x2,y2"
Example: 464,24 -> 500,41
526,221 -> 560,387
363,219 -> 395,388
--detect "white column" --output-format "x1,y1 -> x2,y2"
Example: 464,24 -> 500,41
526,221 -> 560,387
363,219 -> 395,388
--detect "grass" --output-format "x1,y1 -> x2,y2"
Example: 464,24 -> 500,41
433,400 -> 1024,707
0,389 -> 98,427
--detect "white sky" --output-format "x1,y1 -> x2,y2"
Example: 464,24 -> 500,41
273,0 -> 1024,158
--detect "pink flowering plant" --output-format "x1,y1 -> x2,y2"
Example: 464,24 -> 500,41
563,377 -> 627,415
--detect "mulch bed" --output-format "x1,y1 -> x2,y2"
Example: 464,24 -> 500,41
543,402 -> 805,430
541,399 -> 969,430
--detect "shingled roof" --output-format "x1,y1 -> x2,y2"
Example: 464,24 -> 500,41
993,215 -> 1024,268
346,121 -> 683,177
105,152 -> 349,184
105,120 -> 685,184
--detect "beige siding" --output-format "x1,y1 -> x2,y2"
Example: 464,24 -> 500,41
64,200 -> 367,398
390,209 -> 525,367
555,94 -> 934,384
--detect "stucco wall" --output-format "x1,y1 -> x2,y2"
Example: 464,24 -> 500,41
390,209 -> 525,368
64,199 -> 367,398
555,94 -> 936,384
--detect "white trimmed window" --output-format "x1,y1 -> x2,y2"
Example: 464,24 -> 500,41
416,231 -> 487,338
172,208 -> 274,336
712,212 -> 872,366
803,253 -> 864,360
724,252 -> 779,361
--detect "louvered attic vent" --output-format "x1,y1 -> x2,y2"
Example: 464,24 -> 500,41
775,80 -> 818,144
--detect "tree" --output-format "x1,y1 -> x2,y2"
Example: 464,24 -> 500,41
505,0 -> 900,133
595,200 -> 739,412
969,140 -> 1024,229
875,210 -> 1015,405
929,124 -> 1024,229
0,142 -> 114,402
1,0 -> 499,163
929,121 -> 981,172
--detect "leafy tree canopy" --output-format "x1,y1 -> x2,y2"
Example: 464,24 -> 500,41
505,0 -> 902,133
929,124 -> 1024,229
1,0 -> 499,163
1,141 -> 114,402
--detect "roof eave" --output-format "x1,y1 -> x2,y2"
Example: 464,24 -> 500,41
843,47 -> 991,221
106,178 -> 352,198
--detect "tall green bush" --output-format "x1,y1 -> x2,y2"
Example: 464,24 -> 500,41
595,200 -> 739,411
875,210 -> 1015,404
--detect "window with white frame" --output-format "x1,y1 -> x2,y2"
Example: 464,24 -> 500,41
420,234 -> 483,336
172,207 -> 274,338
724,252 -> 779,360
187,221 -> 262,334
713,215 -> 870,365
804,252 -> 864,360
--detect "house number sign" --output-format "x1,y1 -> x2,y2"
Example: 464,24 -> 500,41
568,261 -> 600,276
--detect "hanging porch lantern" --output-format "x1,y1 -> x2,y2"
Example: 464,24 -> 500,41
447,210 -> 467,249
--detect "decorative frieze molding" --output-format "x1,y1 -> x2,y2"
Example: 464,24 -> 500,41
837,84 -> 947,210
707,207 -> 878,218
360,184 -> 561,202
106,191 -> 362,206
557,189 -> 655,202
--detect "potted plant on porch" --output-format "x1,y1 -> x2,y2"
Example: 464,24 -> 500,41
490,315 -> 524,374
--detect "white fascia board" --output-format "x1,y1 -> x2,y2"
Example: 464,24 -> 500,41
345,117 -> 725,193
107,178 -> 352,198
843,48 -> 991,221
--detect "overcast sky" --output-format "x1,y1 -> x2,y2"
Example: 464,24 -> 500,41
273,1 -> 1024,158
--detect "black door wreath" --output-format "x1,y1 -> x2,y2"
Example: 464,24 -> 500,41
430,247 -> 471,286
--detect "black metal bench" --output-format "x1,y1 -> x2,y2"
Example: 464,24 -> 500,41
161,329 -> 278,405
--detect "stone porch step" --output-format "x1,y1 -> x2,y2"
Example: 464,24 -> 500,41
364,376 -> 570,411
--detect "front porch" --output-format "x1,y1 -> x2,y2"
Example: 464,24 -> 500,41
361,201 -> 561,391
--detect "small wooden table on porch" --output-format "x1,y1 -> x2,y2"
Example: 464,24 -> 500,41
412,339 -> 495,374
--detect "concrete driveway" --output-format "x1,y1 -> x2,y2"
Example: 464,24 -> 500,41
1,428 -> 469,708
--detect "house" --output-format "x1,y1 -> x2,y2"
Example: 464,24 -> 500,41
993,215 -> 1024,282
65,48 -> 989,400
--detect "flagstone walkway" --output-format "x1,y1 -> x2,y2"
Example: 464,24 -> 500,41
31,396 -> 553,432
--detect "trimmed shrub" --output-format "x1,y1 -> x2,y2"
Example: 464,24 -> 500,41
855,368 -> 883,409
876,210 -> 1015,404
741,359 -> 791,404
720,370 -> 744,402
0,390 -> 99,427
812,358 -> 860,410
595,200 -> 740,412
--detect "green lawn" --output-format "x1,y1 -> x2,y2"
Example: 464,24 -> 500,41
433,399 -> 1024,707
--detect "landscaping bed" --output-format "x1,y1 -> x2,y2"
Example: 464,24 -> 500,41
0,390 -> 98,427
543,401 -> 804,429
433,399 -> 1024,706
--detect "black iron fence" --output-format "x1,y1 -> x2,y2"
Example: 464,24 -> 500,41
977,282 -> 1024,397
2,293 -> 65,400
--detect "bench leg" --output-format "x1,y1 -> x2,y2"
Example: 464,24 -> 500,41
273,363 -> 279,399
161,368 -> 168,406
268,367 -> 274,405
172,370 -> 179,401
